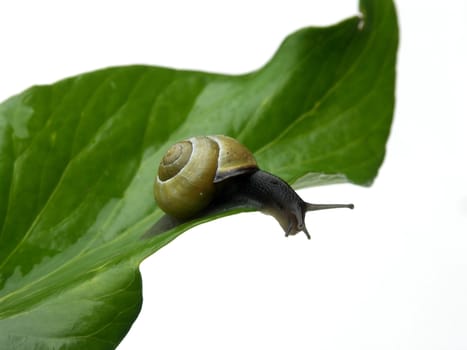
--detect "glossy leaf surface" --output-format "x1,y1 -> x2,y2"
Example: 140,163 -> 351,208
0,0 -> 398,348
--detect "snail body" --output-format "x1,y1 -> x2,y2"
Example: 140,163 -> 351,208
153,135 -> 353,239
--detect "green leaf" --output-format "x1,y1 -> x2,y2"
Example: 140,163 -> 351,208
0,0 -> 398,349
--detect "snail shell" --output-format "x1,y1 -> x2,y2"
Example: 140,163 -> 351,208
154,135 -> 258,219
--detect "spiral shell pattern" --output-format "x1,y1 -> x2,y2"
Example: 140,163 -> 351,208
154,135 -> 258,219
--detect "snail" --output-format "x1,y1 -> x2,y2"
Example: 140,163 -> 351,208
148,135 -> 353,239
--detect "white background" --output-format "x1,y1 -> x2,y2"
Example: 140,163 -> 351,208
1,0 -> 467,349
